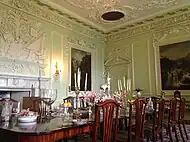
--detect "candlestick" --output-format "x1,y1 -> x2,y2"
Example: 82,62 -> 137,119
75,87 -> 80,119
85,73 -> 88,91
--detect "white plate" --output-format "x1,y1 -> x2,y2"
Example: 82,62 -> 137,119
18,116 -> 37,123
18,122 -> 36,130
18,122 -> 36,126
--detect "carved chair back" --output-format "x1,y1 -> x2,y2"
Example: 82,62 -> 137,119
92,99 -> 120,142
178,97 -> 186,122
168,98 -> 178,123
154,99 -> 165,133
128,99 -> 146,142
174,90 -> 181,99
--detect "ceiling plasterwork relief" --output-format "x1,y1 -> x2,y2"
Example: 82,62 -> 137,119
153,24 -> 190,94
105,46 -> 131,71
0,4 -> 46,76
64,0 -> 179,27
108,7 -> 190,41
64,36 -> 96,49
0,0 -> 106,41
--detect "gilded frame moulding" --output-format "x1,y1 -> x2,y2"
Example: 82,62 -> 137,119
67,39 -> 96,92
153,24 -> 190,96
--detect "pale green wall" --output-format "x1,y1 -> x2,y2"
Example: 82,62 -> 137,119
106,18 -> 190,98
0,0 -> 106,105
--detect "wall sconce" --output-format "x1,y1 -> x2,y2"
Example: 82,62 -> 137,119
54,62 -> 61,80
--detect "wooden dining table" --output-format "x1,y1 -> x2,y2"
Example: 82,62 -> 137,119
0,117 -> 93,142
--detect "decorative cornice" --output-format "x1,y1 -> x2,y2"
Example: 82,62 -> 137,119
107,5 -> 190,41
1,0 -> 190,42
0,0 -> 106,42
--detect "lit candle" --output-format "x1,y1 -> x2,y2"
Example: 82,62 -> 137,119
128,79 -> 131,91
118,80 -> 120,91
123,76 -> 126,89
127,79 -> 131,91
120,80 -> 123,91
127,64 -> 130,79
74,73 -> 77,89
77,68 -> 81,89
85,73 -> 88,91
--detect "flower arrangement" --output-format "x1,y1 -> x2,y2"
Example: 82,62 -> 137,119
82,91 -> 105,104
63,102 -> 72,108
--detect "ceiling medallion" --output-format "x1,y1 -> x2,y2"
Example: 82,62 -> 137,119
101,11 -> 125,21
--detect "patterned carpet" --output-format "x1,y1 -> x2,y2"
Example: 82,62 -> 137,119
145,124 -> 190,142
60,125 -> 190,142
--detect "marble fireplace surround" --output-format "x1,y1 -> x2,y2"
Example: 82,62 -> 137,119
0,74 -> 50,97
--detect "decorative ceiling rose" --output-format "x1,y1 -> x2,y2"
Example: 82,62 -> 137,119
101,11 -> 125,21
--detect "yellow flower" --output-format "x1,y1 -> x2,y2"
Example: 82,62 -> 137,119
63,102 -> 72,107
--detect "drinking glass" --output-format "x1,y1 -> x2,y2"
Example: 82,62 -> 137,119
41,89 -> 57,119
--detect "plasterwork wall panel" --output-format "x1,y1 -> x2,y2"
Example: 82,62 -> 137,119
0,1 -> 105,105
105,42 -> 131,92
0,4 -> 46,76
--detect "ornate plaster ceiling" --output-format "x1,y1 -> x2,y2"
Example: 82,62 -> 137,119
39,0 -> 190,33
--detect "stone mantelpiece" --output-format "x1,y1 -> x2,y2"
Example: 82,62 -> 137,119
0,74 -> 50,97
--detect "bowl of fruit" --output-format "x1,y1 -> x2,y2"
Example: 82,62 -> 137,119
18,109 -> 38,123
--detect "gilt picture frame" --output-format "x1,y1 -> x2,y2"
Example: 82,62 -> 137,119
159,40 -> 190,90
70,48 -> 92,91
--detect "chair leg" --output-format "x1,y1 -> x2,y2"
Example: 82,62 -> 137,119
182,122 -> 189,140
159,132 -> 164,142
168,124 -> 173,142
173,125 -> 179,142
178,123 -> 185,142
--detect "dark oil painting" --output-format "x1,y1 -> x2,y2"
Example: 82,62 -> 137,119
160,40 -> 190,90
71,48 -> 91,91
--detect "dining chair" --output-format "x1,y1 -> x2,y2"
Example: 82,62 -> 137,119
76,99 -> 120,142
178,97 -> 189,142
144,98 -> 165,142
116,99 -> 147,142
163,98 -> 179,142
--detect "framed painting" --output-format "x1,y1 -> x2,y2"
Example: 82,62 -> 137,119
159,40 -> 190,90
71,48 -> 91,91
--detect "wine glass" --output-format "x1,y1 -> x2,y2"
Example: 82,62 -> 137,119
41,89 -> 57,119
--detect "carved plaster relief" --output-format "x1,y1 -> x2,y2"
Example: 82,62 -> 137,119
153,24 -> 190,95
105,46 -> 131,71
0,5 -> 46,76
0,0 -> 106,41
108,10 -> 190,41
64,36 -> 96,49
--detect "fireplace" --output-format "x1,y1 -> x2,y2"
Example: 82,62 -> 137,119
0,74 -> 50,109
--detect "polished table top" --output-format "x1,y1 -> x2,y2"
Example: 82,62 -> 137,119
0,117 -> 93,135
